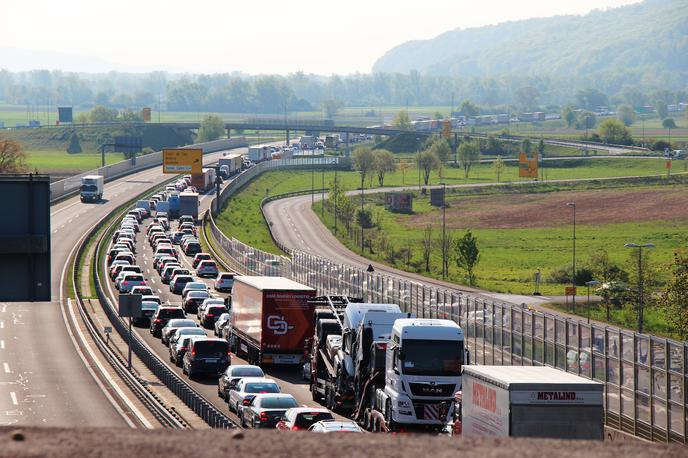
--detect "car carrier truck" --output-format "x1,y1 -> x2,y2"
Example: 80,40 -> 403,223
229,276 -> 317,366
79,175 -> 104,202
458,365 -> 604,440
308,296 -> 466,433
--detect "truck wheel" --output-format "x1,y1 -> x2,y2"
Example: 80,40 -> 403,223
385,402 -> 397,432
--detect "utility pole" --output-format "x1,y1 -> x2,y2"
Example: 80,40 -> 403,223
566,202 -> 577,312
360,171 -> 365,253
441,183 -> 447,279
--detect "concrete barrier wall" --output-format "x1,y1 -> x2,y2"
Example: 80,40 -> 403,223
50,137 -> 248,202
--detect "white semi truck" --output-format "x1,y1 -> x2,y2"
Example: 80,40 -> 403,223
79,175 -> 104,202
308,296 -> 466,432
458,365 -> 604,440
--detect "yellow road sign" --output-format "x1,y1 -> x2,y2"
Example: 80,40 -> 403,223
142,107 -> 152,122
163,148 -> 203,174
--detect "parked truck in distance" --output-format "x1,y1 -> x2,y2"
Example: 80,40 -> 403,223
191,168 -> 216,193
80,175 -> 104,202
458,365 -> 603,440
178,192 -> 199,220
308,296 -> 466,433
247,146 -> 270,163
229,276 -> 316,366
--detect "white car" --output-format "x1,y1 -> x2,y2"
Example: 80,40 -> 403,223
197,298 -> 225,320
227,378 -> 280,414
197,260 -> 219,278
308,420 -> 362,433
214,272 -> 236,292
118,273 -> 146,293
214,312 -> 231,337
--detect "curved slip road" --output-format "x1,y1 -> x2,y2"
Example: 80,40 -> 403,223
0,147 -> 241,427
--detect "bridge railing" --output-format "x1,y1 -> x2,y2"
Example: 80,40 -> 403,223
204,157 -> 688,444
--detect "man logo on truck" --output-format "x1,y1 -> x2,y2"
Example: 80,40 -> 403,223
267,315 -> 294,335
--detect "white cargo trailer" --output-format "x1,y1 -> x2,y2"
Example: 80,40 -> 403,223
460,366 -> 604,440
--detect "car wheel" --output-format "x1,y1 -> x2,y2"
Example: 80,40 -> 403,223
182,365 -> 187,375
169,354 -> 174,363
252,418 -> 256,429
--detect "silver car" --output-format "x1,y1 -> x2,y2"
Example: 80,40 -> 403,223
227,377 -> 280,415
160,319 -> 199,346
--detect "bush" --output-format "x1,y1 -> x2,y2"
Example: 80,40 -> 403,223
548,263 -> 572,283
66,131 -> 82,154
652,140 -> 672,152
574,267 -> 594,286
356,208 -> 374,229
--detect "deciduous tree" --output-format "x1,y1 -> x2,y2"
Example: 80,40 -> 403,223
372,149 -> 396,187
417,150 -> 440,186
457,140 -> 480,178
455,229 -> 480,286
198,114 -> 225,142
0,136 -> 27,172
493,155 -> 505,182
658,251 -> 688,339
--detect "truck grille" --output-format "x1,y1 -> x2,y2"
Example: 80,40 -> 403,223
408,382 -> 456,397
412,401 -> 451,420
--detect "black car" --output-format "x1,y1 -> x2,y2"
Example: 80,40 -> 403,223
184,241 -> 202,256
149,307 -> 185,337
241,394 -> 298,429
182,338 -> 231,379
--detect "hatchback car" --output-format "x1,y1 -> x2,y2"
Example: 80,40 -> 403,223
170,335 -> 206,367
308,420 -> 362,433
228,378 -> 280,414
214,312 -> 231,337
240,394 -> 298,429
192,253 -> 211,268
200,305 -> 228,329
197,260 -> 219,278
276,408 -> 334,431
170,274 -> 194,294
181,281 -> 208,300
184,241 -> 202,256
214,272 -> 236,292
133,301 -> 160,327
118,273 -> 146,293
184,290 -> 211,314
217,365 -> 265,401
161,318 -> 199,346
182,338 -> 231,379
130,285 -> 154,296
149,306 -> 186,337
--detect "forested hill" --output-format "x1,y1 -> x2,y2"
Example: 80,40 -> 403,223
372,0 -> 688,84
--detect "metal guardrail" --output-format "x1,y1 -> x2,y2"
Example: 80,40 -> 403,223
204,158 -> 688,444
72,213 -> 187,428
88,182 -> 237,429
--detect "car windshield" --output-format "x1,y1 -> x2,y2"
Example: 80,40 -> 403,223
295,412 -> 334,428
401,339 -> 463,376
81,184 -> 98,191
231,368 -> 264,377
158,309 -> 185,319
176,328 -> 205,336
189,291 -> 209,298
168,319 -> 196,328
258,397 -> 297,409
245,383 -> 279,394
193,340 -> 228,357
208,306 -> 225,314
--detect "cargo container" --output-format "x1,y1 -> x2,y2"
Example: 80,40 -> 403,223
229,276 -> 316,366
191,168 -> 216,192
218,152 -> 244,175
248,146 -> 270,162
178,192 -> 199,220
80,175 -> 104,202
458,366 -> 604,440
167,192 -> 180,217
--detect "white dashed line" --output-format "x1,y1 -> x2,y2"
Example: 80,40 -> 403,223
9,392 -> 18,406
157,289 -> 162,294
1,304 -> 5,313
0,321 -> 4,329
3,362 -> 10,373
0,340 -> 4,349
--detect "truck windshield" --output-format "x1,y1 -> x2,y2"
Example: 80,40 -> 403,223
401,339 -> 463,376
81,184 -> 97,192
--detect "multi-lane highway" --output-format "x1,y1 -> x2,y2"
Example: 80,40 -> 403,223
99,176 -> 337,428
0,146 -> 243,427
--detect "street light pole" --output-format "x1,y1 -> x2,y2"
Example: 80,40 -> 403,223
311,151 -> 315,204
333,166 -> 338,234
624,243 -> 655,334
360,171 -> 365,253
585,280 -> 600,324
321,166 -> 325,218
443,184 -> 448,278
566,202 -> 576,312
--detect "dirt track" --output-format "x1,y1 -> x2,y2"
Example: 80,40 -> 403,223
408,187 -> 688,230
0,427 -> 683,458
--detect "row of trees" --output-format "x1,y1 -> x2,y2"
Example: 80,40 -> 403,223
1,69 -> 685,117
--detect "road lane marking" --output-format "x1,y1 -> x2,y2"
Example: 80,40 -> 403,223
3,363 -> 10,373
0,340 -> 4,349
9,392 -> 17,406
1,304 -> 5,313
0,321 -> 3,329
157,289 -> 162,294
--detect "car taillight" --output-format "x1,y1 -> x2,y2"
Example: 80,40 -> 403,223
122,281 -> 128,285
191,349 -> 196,356
180,346 -> 187,351
141,281 -> 146,285
259,411 -> 269,421
242,399 -> 251,406
291,426 -> 300,430
206,314 -> 214,317
153,319 -> 161,323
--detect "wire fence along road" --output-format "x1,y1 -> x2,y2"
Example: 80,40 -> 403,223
203,156 -> 688,444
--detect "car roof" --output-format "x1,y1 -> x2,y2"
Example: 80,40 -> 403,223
239,377 -> 276,385
285,407 -> 330,415
314,420 -> 360,430
166,319 -> 196,326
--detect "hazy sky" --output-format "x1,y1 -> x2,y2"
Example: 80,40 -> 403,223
1,0 -> 640,74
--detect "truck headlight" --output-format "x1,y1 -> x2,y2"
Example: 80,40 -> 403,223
397,400 -> 411,408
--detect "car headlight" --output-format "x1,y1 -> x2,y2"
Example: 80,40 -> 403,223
397,400 -> 411,408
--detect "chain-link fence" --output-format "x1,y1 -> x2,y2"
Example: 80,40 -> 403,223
206,156 -> 687,444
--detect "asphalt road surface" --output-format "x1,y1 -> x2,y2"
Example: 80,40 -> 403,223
101,179 -> 338,428
0,147 -> 241,427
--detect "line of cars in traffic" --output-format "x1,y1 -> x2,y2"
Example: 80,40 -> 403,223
107,201 -> 361,433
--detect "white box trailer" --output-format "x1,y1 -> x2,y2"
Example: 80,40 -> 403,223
461,366 -> 604,440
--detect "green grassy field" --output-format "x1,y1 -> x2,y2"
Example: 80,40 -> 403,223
25,150 -> 126,173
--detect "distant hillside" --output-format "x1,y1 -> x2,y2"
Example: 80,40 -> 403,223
373,0 -> 688,83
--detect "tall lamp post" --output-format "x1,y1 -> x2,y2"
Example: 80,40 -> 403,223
566,202 -> 577,312
333,164 -> 338,234
441,182 -> 447,279
585,280 -> 600,324
311,149 -> 315,204
624,243 -> 655,334
360,171 -> 365,253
